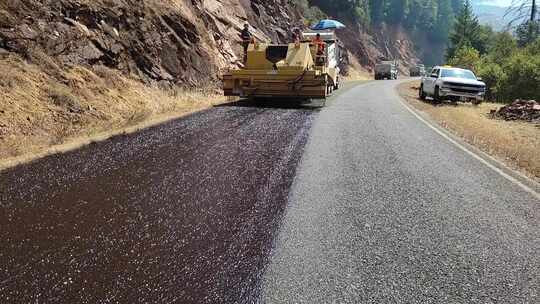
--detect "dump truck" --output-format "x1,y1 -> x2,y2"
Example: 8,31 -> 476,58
409,64 -> 426,77
374,60 -> 398,80
223,31 -> 342,101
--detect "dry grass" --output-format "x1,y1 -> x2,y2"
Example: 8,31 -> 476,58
343,54 -> 372,81
398,81 -> 540,180
0,53 -> 224,169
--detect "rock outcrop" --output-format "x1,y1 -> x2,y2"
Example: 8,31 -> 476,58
339,23 -> 419,75
0,0 -> 419,85
0,0 -> 421,160
0,0 -> 304,86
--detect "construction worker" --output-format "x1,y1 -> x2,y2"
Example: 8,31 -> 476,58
312,33 -> 326,65
291,27 -> 302,43
291,32 -> 299,44
240,23 -> 252,63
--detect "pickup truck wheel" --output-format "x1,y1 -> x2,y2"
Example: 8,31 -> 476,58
419,85 -> 426,100
433,86 -> 441,103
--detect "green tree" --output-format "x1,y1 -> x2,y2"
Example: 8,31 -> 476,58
500,50 -> 540,101
516,21 -> 540,47
525,37 -> 540,55
474,34 -> 540,103
386,0 -> 410,24
369,0 -> 386,23
446,0 -> 480,59
488,31 -> 518,64
433,0 -> 455,42
475,24 -> 495,54
450,0 -> 463,12
476,60 -> 507,101
448,44 -> 480,70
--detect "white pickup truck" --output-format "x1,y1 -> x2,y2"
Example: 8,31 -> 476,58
419,66 -> 486,104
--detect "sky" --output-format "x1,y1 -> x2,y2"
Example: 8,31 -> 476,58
477,0 -> 513,7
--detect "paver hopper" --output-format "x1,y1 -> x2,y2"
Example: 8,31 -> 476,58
223,31 -> 342,101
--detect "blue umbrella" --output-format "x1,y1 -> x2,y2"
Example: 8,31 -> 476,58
311,19 -> 346,30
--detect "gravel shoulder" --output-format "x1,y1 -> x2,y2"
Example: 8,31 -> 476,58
398,80 -> 540,181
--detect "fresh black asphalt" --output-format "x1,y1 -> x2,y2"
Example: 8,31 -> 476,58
0,105 -> 315,303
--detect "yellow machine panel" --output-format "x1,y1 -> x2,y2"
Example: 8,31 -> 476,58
223,41 -> 340,100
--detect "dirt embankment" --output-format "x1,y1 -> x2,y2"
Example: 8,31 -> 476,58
339,24 -> 419,76
0,0 -> 305,161
398,81 -> 540,180
1,0 -> 304,85
0,0 -> 420,163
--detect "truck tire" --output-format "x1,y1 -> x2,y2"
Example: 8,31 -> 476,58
433,86 -> 441,103
472,98 -> 483,105
419,85 -> 426,100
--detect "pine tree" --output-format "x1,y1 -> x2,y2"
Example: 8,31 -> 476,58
450,0 -> 463,13
516,20 -> 540,46
386,0 -> 410,24
446,0 -> 480,59
369,0 -> 386,23
434,0 -> 454,42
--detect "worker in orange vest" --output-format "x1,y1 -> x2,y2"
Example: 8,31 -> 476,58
312,33 -> 326,64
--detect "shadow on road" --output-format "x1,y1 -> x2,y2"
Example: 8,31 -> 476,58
215,98 -> 325,110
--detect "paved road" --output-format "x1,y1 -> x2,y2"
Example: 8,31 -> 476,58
0,80 -> 538,303
0,104 -> 315,303
262,80 -> 539,303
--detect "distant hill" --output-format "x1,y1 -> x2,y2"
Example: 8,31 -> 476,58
472,4 -> 522,31
473,4 -> 508,30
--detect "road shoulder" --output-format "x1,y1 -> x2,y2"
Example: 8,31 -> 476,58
396,80 -> 540,195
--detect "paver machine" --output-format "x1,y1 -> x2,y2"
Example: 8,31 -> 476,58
223,31 -> 342,102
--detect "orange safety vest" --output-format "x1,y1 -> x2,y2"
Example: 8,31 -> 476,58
313,37 -> 325,54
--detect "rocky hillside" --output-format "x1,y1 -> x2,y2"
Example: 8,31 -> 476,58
0,0 -> 418,85
0,0 -> 308,86
0,0 -> 418,160
339,23 -> 419,75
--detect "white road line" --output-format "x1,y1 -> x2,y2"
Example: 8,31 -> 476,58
396,91 -> 540,201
